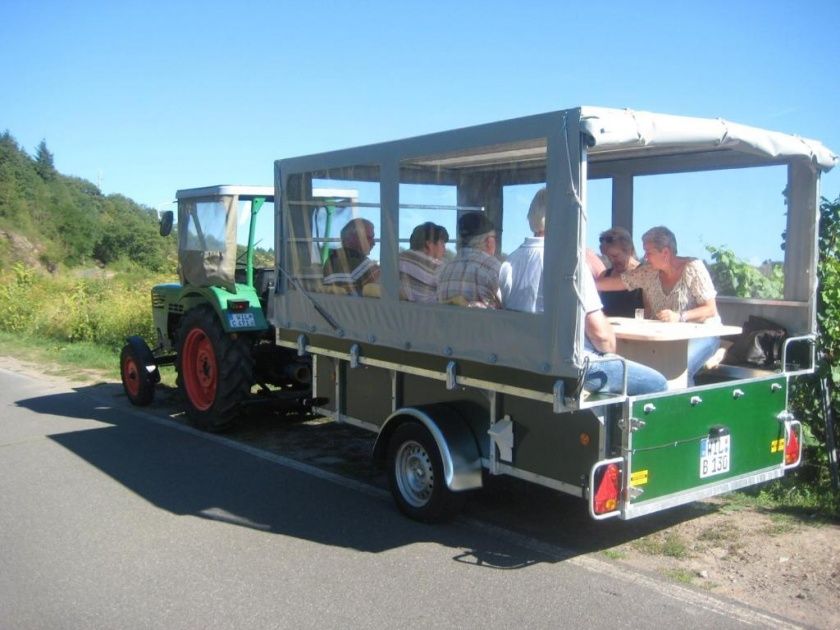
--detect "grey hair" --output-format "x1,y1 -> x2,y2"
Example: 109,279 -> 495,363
465,232 -> 493,249
642,226 -> 678,255
527,187 -> 547,234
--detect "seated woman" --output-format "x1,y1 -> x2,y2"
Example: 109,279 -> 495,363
399,222 -> 449,302
596,225 -> 720,386
597,227 -> 644,317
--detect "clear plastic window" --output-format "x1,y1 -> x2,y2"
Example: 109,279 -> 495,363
183,200 -> 228,251
399,138 -> 548,308
284,167 -> 381,297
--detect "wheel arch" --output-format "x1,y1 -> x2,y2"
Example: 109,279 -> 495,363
124,335 -> 161,384
374,404 -> 483,492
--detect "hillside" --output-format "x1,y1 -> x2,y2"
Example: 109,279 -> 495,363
0,132 -> 174,273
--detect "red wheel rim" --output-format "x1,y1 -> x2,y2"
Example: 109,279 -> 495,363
122,356 -> 141,398
182,328 -> 217,411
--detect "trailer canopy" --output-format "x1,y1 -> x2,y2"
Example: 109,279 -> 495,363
272,107 -> 836,382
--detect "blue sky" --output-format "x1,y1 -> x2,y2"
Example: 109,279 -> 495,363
1,0 -> 838,262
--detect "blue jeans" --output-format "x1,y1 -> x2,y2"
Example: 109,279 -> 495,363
687,336 -> 720,386
584,355 -> 668,396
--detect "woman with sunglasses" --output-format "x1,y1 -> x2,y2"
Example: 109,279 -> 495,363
596,225 -> 720,386
597,227 -> 643,317
599,227 -> 640,274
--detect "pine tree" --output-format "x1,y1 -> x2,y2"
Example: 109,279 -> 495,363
34,139 -> 56,181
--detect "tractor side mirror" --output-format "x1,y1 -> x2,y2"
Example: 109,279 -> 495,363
159,210 -> 174,237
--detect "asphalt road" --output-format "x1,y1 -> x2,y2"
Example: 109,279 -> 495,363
0,367 -> 796,629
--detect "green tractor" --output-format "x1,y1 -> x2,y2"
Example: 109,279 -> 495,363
119,185 -> 314,431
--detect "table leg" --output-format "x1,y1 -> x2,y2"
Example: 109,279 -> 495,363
615,338 -> 689,389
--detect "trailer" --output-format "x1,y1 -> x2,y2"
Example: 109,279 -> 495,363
269,106 -> 837,522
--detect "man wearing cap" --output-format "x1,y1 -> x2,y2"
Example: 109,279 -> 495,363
437,211 -> 501,308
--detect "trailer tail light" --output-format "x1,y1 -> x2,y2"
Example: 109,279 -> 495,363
595,464 -> 621,512
229,300 -> 250,312
589,458 -> 624,520
784,421 -> 802,469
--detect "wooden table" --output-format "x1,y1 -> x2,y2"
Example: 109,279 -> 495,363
608,317 -> 742,388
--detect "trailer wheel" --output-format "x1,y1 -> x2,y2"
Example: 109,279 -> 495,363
176,305 -> 254,432
387,421 -> 463,523
120,343 -> 155,406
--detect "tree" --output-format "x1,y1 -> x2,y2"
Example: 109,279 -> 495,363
34,140 -> 56,181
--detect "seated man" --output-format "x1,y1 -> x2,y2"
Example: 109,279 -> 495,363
322,218 -> 380,295
437,212 -> 501,308
501,187 -> 666,395
399,222 -> 449,303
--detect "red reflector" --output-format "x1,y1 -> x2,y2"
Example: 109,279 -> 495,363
594,463 -> 622,514
229,301 -> 249,312
784,426 -> 800,466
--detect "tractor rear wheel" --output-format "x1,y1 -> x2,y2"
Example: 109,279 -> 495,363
176,305 -> 254,432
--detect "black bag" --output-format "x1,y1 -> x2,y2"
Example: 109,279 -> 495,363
724,315 -> 788,368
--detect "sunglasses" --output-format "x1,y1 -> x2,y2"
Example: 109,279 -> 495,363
599,235 -> 616,244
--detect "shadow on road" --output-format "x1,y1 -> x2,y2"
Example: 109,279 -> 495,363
16,383 -> 713,569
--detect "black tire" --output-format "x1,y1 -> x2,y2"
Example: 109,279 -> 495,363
120,343 -> 155,406
175,305 -> 254,432
386,421 -> 463,523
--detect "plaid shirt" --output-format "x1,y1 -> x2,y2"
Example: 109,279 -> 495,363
436,247 -> 502,308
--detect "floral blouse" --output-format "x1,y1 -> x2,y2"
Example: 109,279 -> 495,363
621,259 -> 718,321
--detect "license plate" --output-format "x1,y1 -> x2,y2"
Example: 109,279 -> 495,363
699,434 -> 730,478
228,312 -> 256,328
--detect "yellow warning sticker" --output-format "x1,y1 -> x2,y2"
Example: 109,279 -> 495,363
770,438 -> 785,453
630,469 -> 649,486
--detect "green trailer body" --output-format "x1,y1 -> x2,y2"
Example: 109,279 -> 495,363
623,377 -> 791,518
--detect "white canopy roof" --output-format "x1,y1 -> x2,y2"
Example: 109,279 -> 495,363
580,107 -> 837,172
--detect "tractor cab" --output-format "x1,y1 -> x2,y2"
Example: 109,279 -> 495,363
175,185 -> 274,299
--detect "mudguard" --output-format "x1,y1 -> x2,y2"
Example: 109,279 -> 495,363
373,403 -> 483,492
125,335 -> 161,384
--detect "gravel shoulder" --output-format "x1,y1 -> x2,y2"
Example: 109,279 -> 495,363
2,354 -> 838,629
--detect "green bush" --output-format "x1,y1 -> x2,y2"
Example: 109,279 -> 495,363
0,262 -> 36,332
706,245 -> 783,299
0,268 -> 163,351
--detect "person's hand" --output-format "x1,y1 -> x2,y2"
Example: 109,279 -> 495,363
656,309 -> 680,322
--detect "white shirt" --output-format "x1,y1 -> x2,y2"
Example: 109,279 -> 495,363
500,237 -> 603,315
499,237 -> 545,312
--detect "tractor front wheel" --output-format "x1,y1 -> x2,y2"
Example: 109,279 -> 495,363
176,305 -> 254,431
120,343 -> 155,406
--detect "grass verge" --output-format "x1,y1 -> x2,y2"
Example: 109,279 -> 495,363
0,331 -> 119,381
